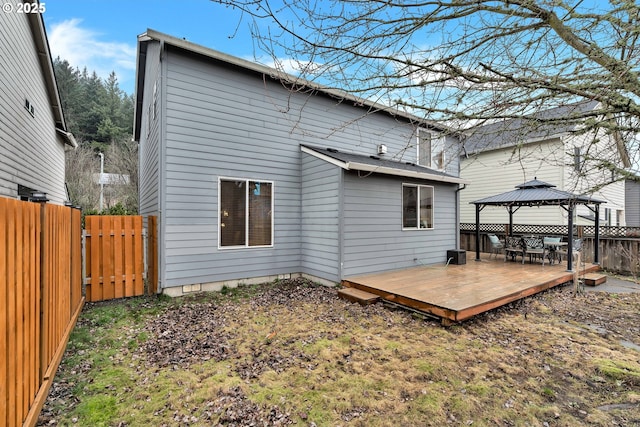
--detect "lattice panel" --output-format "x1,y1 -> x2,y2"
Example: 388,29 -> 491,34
461,223 -> 640,238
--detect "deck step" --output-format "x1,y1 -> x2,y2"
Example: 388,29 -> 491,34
583,273 -> 607,286
337,287 -> 380,305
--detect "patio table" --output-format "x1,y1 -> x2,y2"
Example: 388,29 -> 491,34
544,241 -> 567,264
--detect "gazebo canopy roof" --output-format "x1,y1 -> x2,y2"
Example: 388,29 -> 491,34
471,179 -> 605,207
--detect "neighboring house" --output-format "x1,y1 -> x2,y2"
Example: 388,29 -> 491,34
459,101 -> 630,226
134,29 -> 466,296
94,173 -> 131,186
93,173 -> 131,210
626,178 -> 640,227
0,4 -> 77,204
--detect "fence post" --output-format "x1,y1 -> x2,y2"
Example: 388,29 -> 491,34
35,198 -> 48,385
147,216 -> 158,295
81,228 -> 86,298
143,226 -> 148,293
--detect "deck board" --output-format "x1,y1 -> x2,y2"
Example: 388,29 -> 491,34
342,252 -> 600,323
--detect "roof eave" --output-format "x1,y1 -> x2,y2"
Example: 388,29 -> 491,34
133,34 -> 150,142
301,145 -> 468,185
56,128 -> 78,149
27,12 -> 72,143
348,162 -> 468,184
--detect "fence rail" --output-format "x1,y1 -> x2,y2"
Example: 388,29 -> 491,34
0,198 -> 83,427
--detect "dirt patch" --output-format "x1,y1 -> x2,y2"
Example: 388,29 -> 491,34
38,278 -> 640,426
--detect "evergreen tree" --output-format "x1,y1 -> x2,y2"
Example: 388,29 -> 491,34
54,59 -> 138,212
53,57 -> 82,136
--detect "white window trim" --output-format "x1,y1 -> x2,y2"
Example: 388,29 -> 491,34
416,128 -> 430,167
402,183 -> 435,230
417,128 -> 446,171
218,176 -> 274,249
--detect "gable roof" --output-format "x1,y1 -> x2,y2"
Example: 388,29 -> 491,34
301,145 -> 468,184
26,13 -> 77,148
134,28 -> 454,142
462,101 -> 599,156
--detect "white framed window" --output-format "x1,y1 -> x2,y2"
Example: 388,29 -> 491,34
402,184 -> 434,230
417,128 -> 445,170
219,177 -> 274,248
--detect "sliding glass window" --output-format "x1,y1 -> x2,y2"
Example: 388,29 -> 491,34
402,184 -> 434,230
220,178 -> 273,248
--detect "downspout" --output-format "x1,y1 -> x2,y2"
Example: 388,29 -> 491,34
455,184 -> 466,251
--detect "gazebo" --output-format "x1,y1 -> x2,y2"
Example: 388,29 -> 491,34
471,179 -> 604,271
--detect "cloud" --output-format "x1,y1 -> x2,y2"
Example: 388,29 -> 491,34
48,19 -> 137,93
252,56 -> 323,77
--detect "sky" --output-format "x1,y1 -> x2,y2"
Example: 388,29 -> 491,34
44,0 -> 262,94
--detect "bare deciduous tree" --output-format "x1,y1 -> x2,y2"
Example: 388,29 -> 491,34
65,144 -> 100,211
65,140 -> 138,213
105,139 -> 138,213
213,0 -> 640,182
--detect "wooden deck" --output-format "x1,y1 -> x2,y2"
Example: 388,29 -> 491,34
341,252 -> 600,324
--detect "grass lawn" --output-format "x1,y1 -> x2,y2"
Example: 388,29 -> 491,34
38,278 -> 640,426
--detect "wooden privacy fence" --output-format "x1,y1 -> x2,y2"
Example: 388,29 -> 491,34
84,215 -> 158,302
0,197 -> 83,427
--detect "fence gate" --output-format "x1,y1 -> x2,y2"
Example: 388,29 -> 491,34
84,215 -> 155,302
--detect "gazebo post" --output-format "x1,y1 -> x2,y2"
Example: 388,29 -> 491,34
475,203 -> 481,261
567,203 -> 574,272
508,206 -> 514,237
594,204 -> 600,264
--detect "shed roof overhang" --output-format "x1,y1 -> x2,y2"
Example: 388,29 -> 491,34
302,145 -> 468,185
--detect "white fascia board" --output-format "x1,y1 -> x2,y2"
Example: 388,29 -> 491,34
348,162 -> 469,184
56,128 -> 78,148
302,146 -> 469,184
301,145 -> 349,169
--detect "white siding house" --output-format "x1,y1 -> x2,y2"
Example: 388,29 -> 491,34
134,29 -> 467,296
459,102 -> 629,226
626,178 -> 640,227
0,4 -> 76,204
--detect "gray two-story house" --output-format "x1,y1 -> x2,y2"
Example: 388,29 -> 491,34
134,29 -> 466,296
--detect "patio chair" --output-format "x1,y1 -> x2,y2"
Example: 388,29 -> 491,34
487,234 -> 504,259
556,239 -> 582,263
522,236 -> 548,265
504,236 -> 524,262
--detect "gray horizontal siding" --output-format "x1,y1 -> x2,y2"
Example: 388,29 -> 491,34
138,41 -> 162,218
163,51 -> 304,285
301,153 -> 341,282
0,11 -> 66,203
152,45 -> 461,287
342,171 -> 458,277
626,180 -> 640,227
